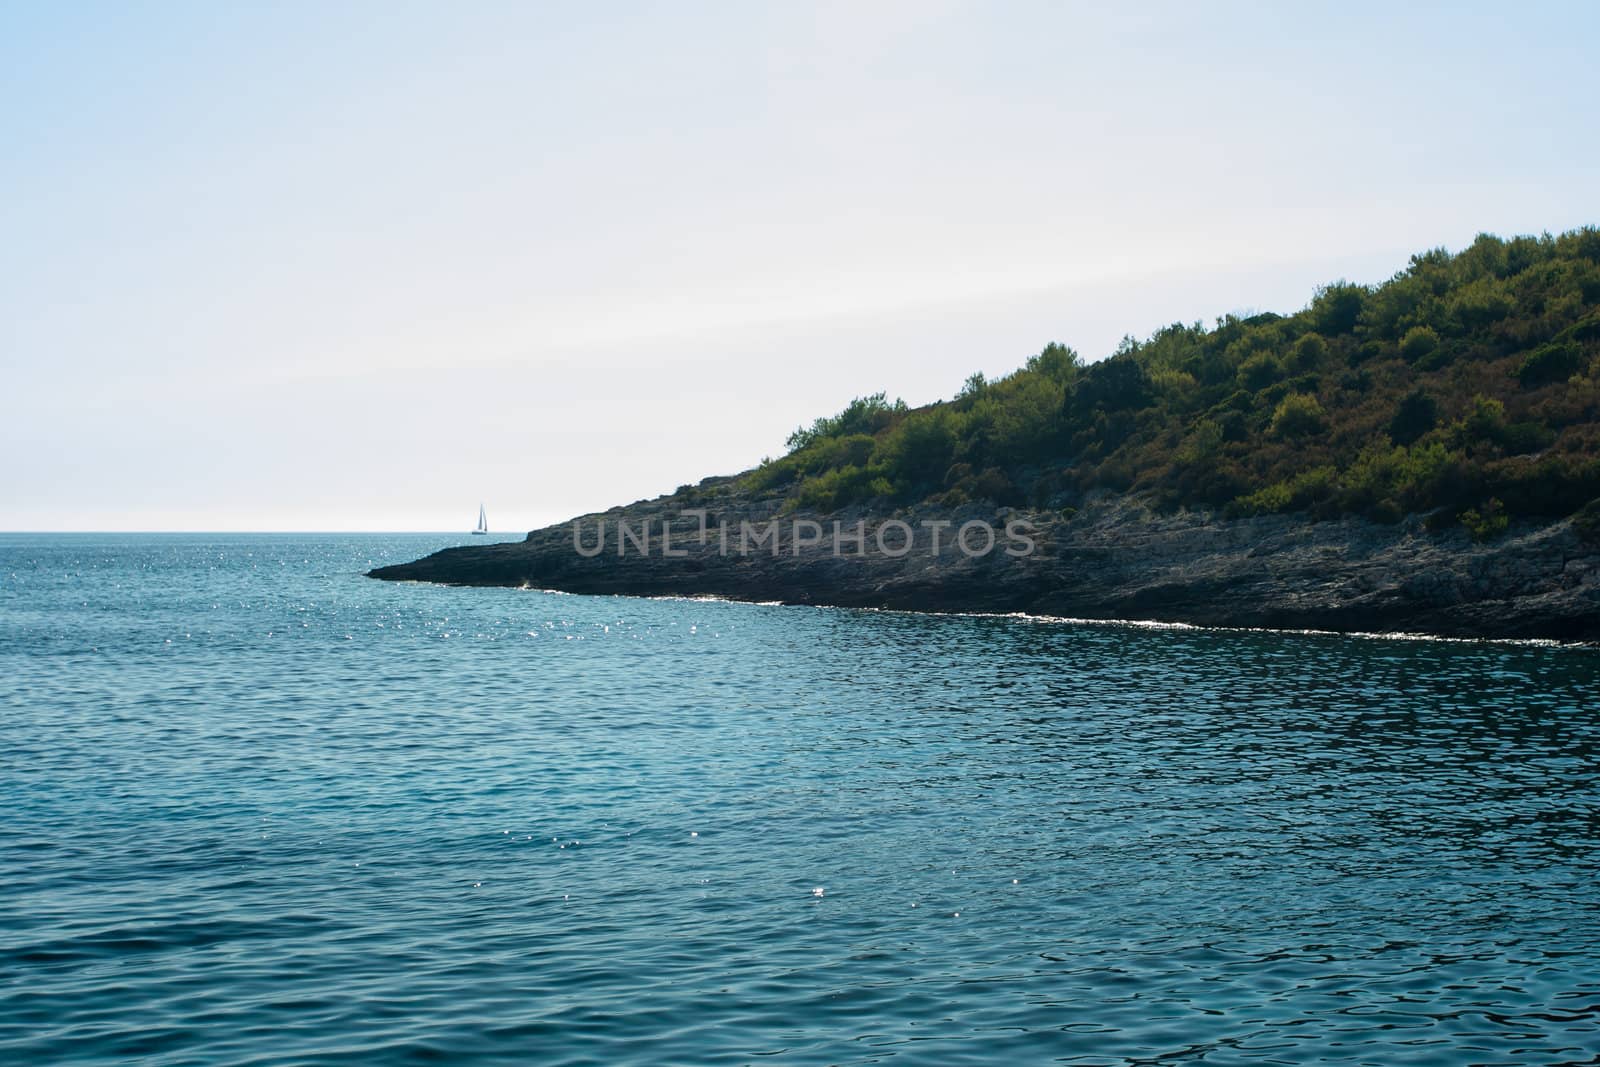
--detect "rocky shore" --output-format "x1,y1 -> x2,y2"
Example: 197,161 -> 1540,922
370,482 -> 1600,642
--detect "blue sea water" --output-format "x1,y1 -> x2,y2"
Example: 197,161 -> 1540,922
2,533 -> 1599,1066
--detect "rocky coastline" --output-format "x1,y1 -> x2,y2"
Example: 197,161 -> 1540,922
369,483 -> 1600,643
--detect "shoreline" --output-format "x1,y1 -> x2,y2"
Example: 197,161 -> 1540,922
373,579 -> 1598,650
368,492 -> 1600,644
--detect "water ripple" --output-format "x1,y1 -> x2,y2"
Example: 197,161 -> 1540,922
2,533 -> 1598,1064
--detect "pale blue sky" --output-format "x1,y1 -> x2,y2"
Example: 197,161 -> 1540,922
3,1 -> 1596,531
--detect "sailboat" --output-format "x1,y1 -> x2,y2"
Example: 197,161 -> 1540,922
472,503 -> 488,535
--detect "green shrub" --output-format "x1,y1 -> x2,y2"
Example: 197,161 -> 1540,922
1270,393 -> 1327,438
1344,440 -> 1454,512
1149,367 -> 1198,394
1235,466 -> 1338,515
1459,498 -> 1509,541
981,372 -> 1068,464
1389,388 -> 1438,445
1452,278 -> 1510,331
1237,352 -> 1284,391
1446,277 -> 1514,331
874,409 -> 956,486
1399,326 -> 1440,361
793,464 -> 892,512
798,433 -> 876,474
1490,455 -> 1600,516
1414,343 -> 1456,372
786,393 -> 906,451
1177,419 -> 1224,464
1289,332 -> 1327,371
746,455 -> 800,491
1516,342 -> 1585,387
1457,394 -> 1504,445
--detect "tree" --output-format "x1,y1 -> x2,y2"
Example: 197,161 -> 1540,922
1069,357 -> 1151,417
1026,342 -> 1081,383
875,409 -> 956,487
1389,388 -> 1438,445
1310,282 -> 1365,335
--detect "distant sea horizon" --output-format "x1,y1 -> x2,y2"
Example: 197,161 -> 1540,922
6,530 -> 1591,651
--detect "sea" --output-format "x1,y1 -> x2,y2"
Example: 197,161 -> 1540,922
3,533 -> 1598,1065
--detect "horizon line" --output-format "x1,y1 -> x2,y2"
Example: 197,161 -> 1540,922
0,530 -> 530,536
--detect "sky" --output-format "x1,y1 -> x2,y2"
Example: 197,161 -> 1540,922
3,1 -> 1597,532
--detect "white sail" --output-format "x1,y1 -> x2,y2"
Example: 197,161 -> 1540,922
473,503 -> 488,534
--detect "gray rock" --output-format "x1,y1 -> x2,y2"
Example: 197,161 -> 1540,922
369,488 -> 1600,642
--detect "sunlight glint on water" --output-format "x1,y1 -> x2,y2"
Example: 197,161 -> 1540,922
2,533 -> 1598,1065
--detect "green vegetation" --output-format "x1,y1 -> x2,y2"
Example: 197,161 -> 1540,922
743,229 -> 1600,530
1459,498 -> 1510,542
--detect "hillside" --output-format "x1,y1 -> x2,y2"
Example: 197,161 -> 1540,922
747,228 -> 1600,535
371,229 -> 1600,640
